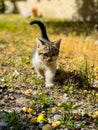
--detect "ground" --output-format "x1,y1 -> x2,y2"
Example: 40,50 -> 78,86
0,15 -> 98,130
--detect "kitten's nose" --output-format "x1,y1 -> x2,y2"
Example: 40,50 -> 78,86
47,58 -> 52,61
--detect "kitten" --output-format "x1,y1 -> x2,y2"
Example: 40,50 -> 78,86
30,20 -> 61,87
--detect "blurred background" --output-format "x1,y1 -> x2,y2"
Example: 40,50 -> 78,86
0,0 -> 98,22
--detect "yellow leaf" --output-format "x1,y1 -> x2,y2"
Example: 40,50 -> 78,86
22,107 -> 27,112
57,103 -> 62,107
30,118 -> 37,124
83,90 -> 88,94
52,107 -> 57,112
96,93 -> 98,97
25,89 -> 32,95
27,108 -> 34,114
74,114 -> 80,120
52,121 -> 61,127
92,111 -> 98,119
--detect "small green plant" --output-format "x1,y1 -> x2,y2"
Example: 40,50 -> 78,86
59,101 -> 81,129
3,110 -> 21,130
3,110 -> 30,130
89,91 -> 96,105
31,77 -> 43,88
53,85 -> 60,93
37,93 -> 51,107
76,60 -> 95,88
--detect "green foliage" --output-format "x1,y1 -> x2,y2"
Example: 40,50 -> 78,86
76,60 -> 95,88
3,111 -> 22,130
56,101 -> 82,129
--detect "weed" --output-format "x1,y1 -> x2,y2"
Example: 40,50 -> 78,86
31,77 -> 44,89
76,60 -> 95,88
3,111 -> 23,130
58,101 -> 81,129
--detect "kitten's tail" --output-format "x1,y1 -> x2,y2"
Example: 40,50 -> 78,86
30,20 -> 49,41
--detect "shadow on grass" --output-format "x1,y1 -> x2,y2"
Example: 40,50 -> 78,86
46,21 -> 98,36
55,68 -> 92,89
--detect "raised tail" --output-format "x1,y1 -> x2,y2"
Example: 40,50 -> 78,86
30,20 -> 49,41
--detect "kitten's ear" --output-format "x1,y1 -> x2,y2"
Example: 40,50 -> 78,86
36,38 -> 45,47
54,39 -> 61,49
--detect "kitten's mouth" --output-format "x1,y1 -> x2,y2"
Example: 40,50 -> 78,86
47,59 -> 52,62
44,59 -> 53,62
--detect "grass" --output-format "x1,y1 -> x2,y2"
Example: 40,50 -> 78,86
0,15 -> 98,130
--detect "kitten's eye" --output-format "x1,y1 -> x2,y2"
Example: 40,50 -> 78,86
52,52 -> 58,56
39,53 -> 43,55
44,53 -> 48,57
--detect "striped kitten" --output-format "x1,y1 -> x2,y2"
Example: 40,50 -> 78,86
30,20 -> 61,87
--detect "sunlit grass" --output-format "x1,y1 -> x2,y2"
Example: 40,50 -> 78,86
0,15 -> 98,77
0,15 -> 98,129
59,35 -> 98,66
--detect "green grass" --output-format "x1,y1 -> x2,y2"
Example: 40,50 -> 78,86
0,15 -> 98,130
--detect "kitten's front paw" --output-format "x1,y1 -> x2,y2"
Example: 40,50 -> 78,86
46,83 -> 54,88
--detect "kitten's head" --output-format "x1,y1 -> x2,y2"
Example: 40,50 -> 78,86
36,38 -> 61,63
